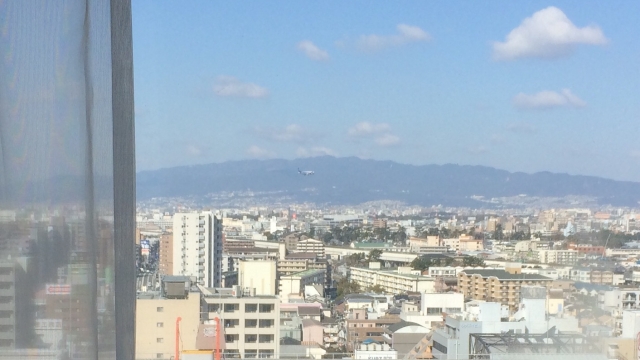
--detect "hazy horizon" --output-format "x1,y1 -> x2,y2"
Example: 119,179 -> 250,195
133,1 -> 640,181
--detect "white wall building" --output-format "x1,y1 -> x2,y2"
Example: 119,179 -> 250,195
238,259 -> 277,296
400,292 -> 464,330
172,211 -> 223,287
537,250 -> 578,265
350,263 -> 435,294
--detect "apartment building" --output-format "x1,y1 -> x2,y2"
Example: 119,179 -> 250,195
0,261 -> 27,350
346,308 -> 399,351
201,287 -> 280,358
135,276 -> 201,359
238,260 -> 277,296
373,219 -> 387,229
457,269 -> 552,311
277,259 -> 309,276
293,238 -> 325,258
350,263 -> 435,293
158,232 -> 173,275
428,267 -> 461,278
568,243 -> 605,256
537,249 -> 578,265
172,211 -> 223,287
459,237 -> 484,252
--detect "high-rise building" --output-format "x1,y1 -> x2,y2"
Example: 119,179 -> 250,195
158,233 -> 174,275
172,212 -> 223,287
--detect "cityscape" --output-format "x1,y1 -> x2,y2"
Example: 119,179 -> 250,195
2,1 -> 640,360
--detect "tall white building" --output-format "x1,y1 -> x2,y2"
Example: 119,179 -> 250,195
172,211 -> 223,287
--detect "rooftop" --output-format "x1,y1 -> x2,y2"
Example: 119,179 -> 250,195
353,267 -> 435,280
461,269 -> 552,281
286,268 -> 325,278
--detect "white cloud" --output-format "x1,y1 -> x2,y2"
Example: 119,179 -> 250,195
353,24 -> 431,52
213,76 -> 269,98
348,121 -> 400,147
493,6 -> 607,60
297,40 -> 330,61
374,134 -> 400,147
253,124 -> 310,143
348,122 -> 390,137
246,145 -> 276,159
296,146 -> 337,157
468,145 -> 489,154
186,145 -> 203,157
513,89 -> 586,110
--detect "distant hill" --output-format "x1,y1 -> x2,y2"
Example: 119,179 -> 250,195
136,156 -> 640,207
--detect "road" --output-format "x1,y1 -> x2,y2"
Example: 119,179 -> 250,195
136,271 -> 159,292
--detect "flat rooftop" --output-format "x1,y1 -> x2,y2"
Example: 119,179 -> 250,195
461,269 -> 552,280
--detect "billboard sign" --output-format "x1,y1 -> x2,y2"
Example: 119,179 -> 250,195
46,284 -> 71,295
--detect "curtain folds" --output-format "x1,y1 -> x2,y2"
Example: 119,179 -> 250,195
0,1 -> 135,359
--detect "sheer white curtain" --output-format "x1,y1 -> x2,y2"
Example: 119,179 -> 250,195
0,1 -> 135,359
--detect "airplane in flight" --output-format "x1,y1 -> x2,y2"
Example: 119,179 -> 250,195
298,168 -> 314,176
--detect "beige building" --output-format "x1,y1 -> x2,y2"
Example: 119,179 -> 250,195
238,259 -> 277,296
457,269 -> 553,311
158,232 -> 173,275
135,277 -> 201,359
293,238 -> 325,258
201,287 -> 280,358
459,237 -> 483,252
279,269 -> 326,300
373,219 -> 387,229
277,259 -> 309,276
350,263 -> 435,293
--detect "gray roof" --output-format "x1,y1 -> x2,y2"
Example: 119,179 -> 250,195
461,269 -> 551,281
298,307 -> 322,316
387,320 -> 423,333
301,318 -> 322,327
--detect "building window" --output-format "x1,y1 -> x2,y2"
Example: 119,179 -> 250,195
157,322 -> 163,328
224,319 -> 239,328
433,340 -> 448,354
157,338 -> 164,343
156,354 -> 163,359
224,304 -> 239,313
259,319 -> 273,328
259,334 -> 274,343
157,307 -> 163,312
259,304 -> 274,313
426,307 -> 443,315
245,335 -> 257,343
245,319 -> 257,328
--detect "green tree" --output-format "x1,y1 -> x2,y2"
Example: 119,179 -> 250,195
493,224 -> 504,240
368,285 -> 385,294
410,257 -> 432,271
368,249 -> 383,262
336,277 -> 361,297
462,256 -> 485,267
347,253 -> 366,266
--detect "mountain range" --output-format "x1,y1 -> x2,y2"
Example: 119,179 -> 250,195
136,156 -> 640,207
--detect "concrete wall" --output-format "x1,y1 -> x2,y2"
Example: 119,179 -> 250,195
135,293 -> 200,359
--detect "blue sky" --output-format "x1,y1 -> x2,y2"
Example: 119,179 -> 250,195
132,1 -> 640,181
